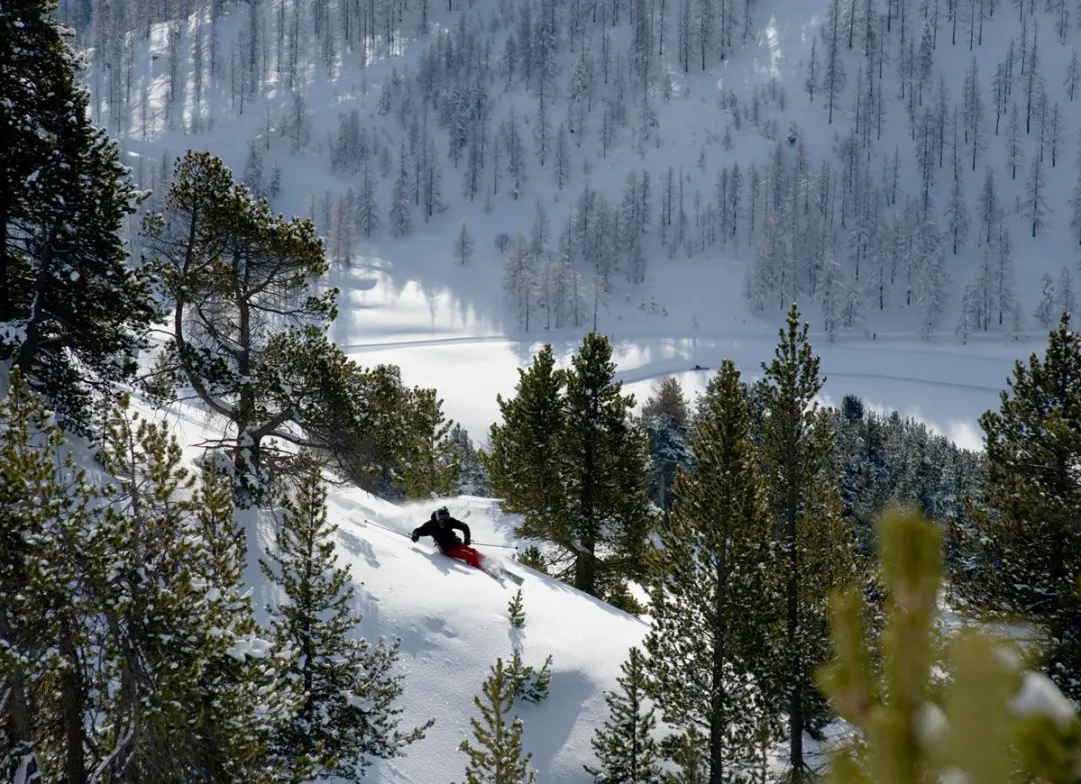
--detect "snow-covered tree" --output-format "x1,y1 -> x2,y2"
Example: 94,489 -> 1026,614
504,236 -> 535,331
1025,152 -> 1049,237
555,122 -> 570,189
1006,103 -> 1022,179
961,315 -> 1081,701
821,0 -> 847,124
1057,267 -> 1076,317
355,160 -> 381,237
946,116 -> 970,254
530,201 -> 551,263
454,219 -> 475,265
758,307 -> 856,774
1066,49 -> 1080,102
1033,272 -> 1057,328
390,143 -> 414,236
1,0 -> 159,430
142,151 -> 336,501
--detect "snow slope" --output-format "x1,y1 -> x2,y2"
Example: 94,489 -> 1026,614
148,394 -> 649,783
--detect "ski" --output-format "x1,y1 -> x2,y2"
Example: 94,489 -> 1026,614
494,567 -> 525,586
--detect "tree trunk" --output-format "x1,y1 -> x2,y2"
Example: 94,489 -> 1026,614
709,540 -> 727,784
0,202 -> 10,323
11,225 -> 60,376
785,434 -> 804,779
576,421 -> 598,596
0,616 -> 33,757
59,617 -> 88,784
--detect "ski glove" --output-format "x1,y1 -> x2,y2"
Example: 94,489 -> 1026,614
464,536 -> 471,546
411,532 -> 419,543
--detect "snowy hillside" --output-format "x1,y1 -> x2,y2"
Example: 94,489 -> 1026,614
144,392 -> 646,782
66,0 -> 1081,444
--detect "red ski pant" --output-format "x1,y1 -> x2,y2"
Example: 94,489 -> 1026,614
445,544 -> 483,569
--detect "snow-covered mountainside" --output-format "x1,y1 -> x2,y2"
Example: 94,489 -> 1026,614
69,0 -> 1081,444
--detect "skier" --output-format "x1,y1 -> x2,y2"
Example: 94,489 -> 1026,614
411,506 -> 485,571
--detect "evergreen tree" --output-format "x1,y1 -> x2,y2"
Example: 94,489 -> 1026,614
399,388 -> 459,498
486,337 -> 653,601
640,376 -> 693,515
0,0 -> 160,429
95,399 -> 289,782
959,313 -> 1081,701
454,219 -> 475,265
645,361 -> 777,784
1033,272 -> 1057,328
186,457 -> 291,782
0,370 -> 95,781
355,160 -> 381,237
1059,267 -> 1077,318
458,658 -> 538,784
484,344 -> 567,549
507,589 -> 526,628
660,728 -> 709,783
758,305 -> 856,779
823,507 -> 1081,784
261,459 -> 432,780
585,648 -> 663,783
561,333 -> 655,598
390,143 -> 413,236
448,424 -> 491,496
142,151 -> 342,502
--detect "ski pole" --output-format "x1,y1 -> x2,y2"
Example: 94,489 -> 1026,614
362,519 -> 410,538
362,519 -> 517,549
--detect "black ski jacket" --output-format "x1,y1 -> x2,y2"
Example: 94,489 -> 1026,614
412,514 -> 471,553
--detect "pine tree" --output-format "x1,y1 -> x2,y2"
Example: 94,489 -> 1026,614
261,459 -> 432,780
95,399 -> 289,782
824,508 -> 1081,784
661,728 -> 709,783
503,236 -> 536,331
645,361 -> 777,783
960,314 -> 1081,701
555,122 -> 571,189
399,388 -> 459,498
1058,267 -> 1077,317
1025,152 -> 1048,237
640,376 -> 692,514
390,143 -> 413,236
821,0 -> 847,124
484,344 -> 566,550
1033,272 -> 1057,328
0,370 -> 96,781
1006,103 -> 1022,179
142,151 -> 337,502
507,589 -> 526,628
0,0 -> 160,430
186,458 -> 290,782
448,424 -> 490,496
585,648 -> 663,783
454,219 -> 475,265
486,336 -> 653,602
561,333 -> 654,598
355,159 -> 381,237
758,306 -> 856,779
458,658 -> 538,784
